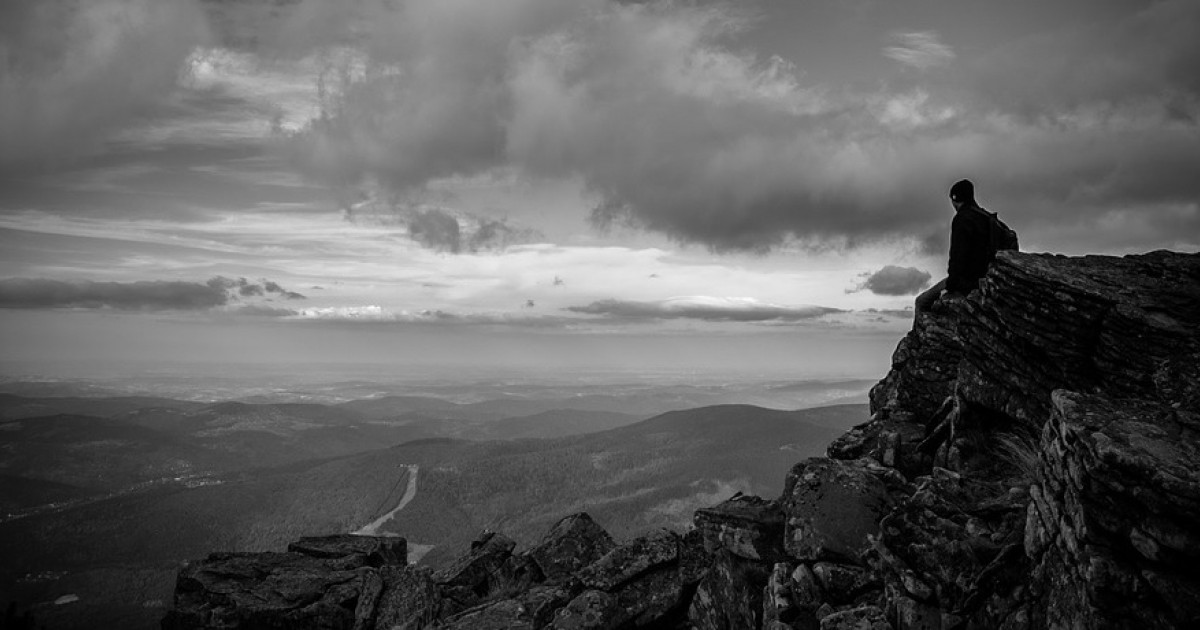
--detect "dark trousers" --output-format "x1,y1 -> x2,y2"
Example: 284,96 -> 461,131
915,278 -> 947,316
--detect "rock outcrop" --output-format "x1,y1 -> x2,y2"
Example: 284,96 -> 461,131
164,250 -> 1200,629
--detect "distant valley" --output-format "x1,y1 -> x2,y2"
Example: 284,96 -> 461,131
0,382 -> 867,629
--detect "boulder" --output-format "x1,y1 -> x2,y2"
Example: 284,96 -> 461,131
435,531 -> 518,615
810,562 -> 878,606
762,562 -> 799,628
527,513 -> 615,583
577,529 -> 679,592
288,534 -> 407,568
518,585 -> 575,629
611,567 -> 690,627
1025,390 -> 1200,629
161,551 -> 379,630
687,550 -> 770,630
694,493 -> 785,561
955,251 -> 1200,429
827,416 -> 931,478
371,565 -> 440,630
548,590 -> 620,630
782,458 -> 910,563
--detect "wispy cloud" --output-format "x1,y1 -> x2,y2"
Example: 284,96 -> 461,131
565,297 -> 842,322
883,31 -> 955,70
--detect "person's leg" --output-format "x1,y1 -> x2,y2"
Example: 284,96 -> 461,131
914,278 -> 947,316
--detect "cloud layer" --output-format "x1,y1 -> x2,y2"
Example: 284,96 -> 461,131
0,276 -> 303,311
265,0 -> 1199,252
3,0 -> 1197,255
566,296 -> 841,322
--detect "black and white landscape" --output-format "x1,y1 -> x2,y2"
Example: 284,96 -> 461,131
0,375 -> 865,629
2,0 -> 1198,628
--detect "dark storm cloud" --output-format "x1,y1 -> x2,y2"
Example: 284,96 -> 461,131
566,298 -> 842,322
7,0 -> 1195,254
0,278 -> 227,310
0,0 -> 208,171
852,266 -> 932,296
0,276 -> 305,311
208,276 -> 306,300
468,220 -> 544,254
345,198 -> 545,253
238,282 -> 264,296
407,208 -> 463,253
268,0 -> 1200,253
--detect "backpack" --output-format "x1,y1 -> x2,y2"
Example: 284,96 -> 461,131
971,206 -> 1019,254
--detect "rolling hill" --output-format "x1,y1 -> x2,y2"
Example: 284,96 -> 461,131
0,394 -> 865,630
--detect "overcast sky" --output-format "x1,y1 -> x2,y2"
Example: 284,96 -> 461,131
1,0 -> 1197,377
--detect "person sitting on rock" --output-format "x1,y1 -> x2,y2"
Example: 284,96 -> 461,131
915,179 -> 1002,315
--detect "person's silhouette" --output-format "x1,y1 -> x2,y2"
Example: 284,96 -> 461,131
915,179 -> 997,315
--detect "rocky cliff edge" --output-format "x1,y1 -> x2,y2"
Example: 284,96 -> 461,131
162,250 -> 1200,630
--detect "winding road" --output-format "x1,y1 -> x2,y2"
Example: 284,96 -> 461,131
353,464 -> 419,536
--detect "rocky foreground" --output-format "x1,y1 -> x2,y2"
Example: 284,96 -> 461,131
162,250 -> 1200,630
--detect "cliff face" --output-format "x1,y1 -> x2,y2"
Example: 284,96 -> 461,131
163,250 -> 1200,630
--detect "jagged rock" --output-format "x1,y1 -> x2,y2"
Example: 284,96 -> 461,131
288,534 -> 407,567
869,305 -> 964,424
435,531 -> 518,615
1025,390 -> 1200,628
519,585 -> 576,629
782,458 -> 911,563
527,513 -> 615,583
873,467 -> 1026,625
811,563 -> 878,606
889,592 -> 939,630
161,551 -> 380,629
441,598 -> 534,629
827,416 -> 933,478
791,563 -> 822,610
372,565 -> 440,630
548,590 -> 620,630
955,251 -> 1200,429
818,604 -> 889,630
611,567 -> 690,627
560,528 -> 704,629
694,493 -> 785,561
763,562 -> 796,628
687,550 -> 770,630
678,528 -> 712,585
503,552 -> 547,594
578,529 -> 679,592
